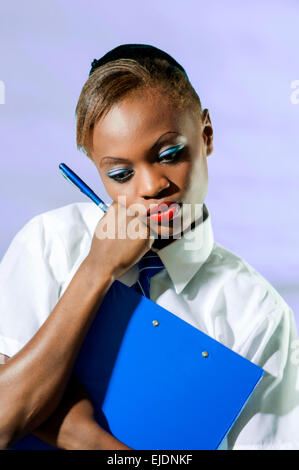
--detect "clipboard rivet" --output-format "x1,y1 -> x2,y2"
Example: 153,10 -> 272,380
152,320 -> 159,326
202,351 -> 209,358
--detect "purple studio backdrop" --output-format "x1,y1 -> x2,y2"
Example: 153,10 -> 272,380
0,1 -> 298,328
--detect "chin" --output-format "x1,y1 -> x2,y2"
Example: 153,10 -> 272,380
148,218 -> 186,240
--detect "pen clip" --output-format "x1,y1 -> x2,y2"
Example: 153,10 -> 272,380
59,168 -> 81,191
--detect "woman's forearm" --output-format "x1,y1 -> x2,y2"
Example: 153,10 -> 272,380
0,258 -> 114,448
35,409 -> 133,450
32,376 -> 132,450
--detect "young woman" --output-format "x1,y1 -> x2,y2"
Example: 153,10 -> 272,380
0,44 -> 298,450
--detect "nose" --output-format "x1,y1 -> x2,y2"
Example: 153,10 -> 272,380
137,163 -> 170,199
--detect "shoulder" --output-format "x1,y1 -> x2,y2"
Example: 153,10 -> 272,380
39,201 -> 104,246
35,201 -> 104,234
9,201 -> 104,249
200,242 -> 297,364
204,241 -> 291,320
1,202 -> 105,281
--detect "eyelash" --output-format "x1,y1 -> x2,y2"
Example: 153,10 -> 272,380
106,146 -> 185,183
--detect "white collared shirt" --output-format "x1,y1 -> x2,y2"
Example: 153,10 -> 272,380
0,201 -> 298,450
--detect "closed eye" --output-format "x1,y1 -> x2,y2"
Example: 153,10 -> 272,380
106,168 -> 133,183
106,144 -> 185,183
157,144 -> 185,164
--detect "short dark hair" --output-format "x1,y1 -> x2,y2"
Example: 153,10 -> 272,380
75,44 -> 202,159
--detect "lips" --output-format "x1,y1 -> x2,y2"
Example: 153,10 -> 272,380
147,201 -> 180,216
147,201 -> 182,224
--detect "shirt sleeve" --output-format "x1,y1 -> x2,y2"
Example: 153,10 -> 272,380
0,215 -> 61,357
227,281 -> 299,450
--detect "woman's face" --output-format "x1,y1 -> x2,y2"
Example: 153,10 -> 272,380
90,87 -> 213,240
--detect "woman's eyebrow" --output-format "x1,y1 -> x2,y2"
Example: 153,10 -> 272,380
100,131 -> 182,167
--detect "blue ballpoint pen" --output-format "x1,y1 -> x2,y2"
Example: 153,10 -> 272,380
59,163 -> 108,213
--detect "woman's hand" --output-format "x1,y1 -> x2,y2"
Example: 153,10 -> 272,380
87,199 -> 154,281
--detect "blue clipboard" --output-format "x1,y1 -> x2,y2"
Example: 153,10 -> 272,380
10,279 -> 263,450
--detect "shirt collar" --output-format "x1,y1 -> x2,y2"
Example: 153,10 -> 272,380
151,204 -> 214,295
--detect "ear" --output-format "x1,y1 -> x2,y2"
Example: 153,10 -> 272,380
201,109 -> 213,156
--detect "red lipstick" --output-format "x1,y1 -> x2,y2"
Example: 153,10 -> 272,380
147,201 -> 181,223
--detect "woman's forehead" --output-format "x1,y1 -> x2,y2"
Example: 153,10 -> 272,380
91,92 -> 198,157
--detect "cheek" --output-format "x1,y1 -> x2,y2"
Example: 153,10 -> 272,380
182,155 -> 208,203
99,175 -> 115,197
101,175 -> 136,205
95,169 -> 120,202
171,161 -> 192,194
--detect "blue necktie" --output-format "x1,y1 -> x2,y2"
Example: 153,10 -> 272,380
132,249 -> 165,298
